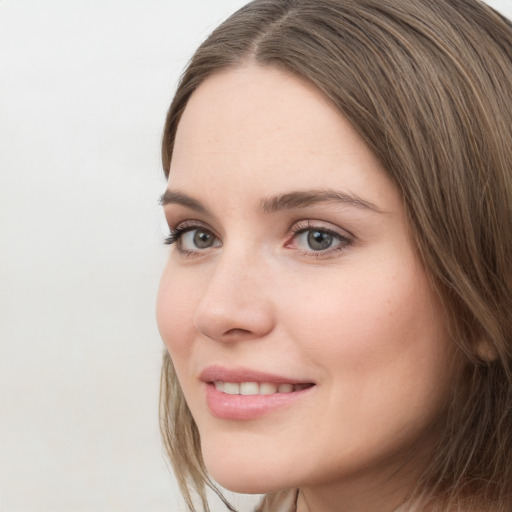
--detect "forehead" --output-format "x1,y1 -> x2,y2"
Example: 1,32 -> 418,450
168,64 -> 395,210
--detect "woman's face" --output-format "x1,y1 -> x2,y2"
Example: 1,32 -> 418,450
157,65 -> 459,499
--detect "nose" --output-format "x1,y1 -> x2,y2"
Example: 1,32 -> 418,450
192,249 -> 275,344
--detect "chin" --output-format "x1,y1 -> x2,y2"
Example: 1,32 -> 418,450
212,475 -> 274,495
207,464 -> 282,495
201,440 -> 291,494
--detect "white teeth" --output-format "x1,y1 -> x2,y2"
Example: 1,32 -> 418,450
277,383 -> 294,393
223,382 -> 240,395
213,381 -> 309,395
259,382 -> 278,395
240,382 -> 259,395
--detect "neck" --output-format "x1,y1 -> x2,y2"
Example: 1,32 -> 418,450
295,455 -> 426,512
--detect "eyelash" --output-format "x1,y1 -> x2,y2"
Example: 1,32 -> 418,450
163,221 -> 213,255
164,227 -> 190,246
164,220 -> 353,258
286,221 -> 353,258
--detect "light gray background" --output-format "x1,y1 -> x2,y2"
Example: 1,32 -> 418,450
1,1 -> 511,511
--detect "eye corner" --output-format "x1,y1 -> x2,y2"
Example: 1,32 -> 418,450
163,231 -> 177,246
164,221 -> 222,255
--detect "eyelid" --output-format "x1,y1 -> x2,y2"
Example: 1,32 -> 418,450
288,219 -> 353,238
166,219 -> 215,237
164,220 -> 221,254
286,220 -> 354,257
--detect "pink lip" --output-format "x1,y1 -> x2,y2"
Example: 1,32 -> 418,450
200,365 -> 315,421
199,365 -> 312,385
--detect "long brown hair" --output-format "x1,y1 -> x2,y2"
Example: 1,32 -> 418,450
160,1 -> 512,510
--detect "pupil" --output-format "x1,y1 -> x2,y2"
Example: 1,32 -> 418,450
308,230 -> 333,250
194,230 -> 212,248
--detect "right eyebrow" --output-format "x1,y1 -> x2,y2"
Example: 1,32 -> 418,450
159,190 -> 209,214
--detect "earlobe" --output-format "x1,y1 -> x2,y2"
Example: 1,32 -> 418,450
475,339 -> 499,363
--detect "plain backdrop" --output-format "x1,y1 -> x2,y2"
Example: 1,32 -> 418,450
1,1 -> 511,511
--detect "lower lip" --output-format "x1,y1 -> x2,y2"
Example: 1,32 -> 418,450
204,383 -> 314,420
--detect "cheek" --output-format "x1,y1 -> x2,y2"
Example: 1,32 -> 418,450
280,265 -> 421,361
156,266 -> 197,360
280,259 -> 452,408
156,267 -> 207,416
276,268 -> 454,470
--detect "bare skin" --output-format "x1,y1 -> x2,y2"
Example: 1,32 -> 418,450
157,64 -> 461,512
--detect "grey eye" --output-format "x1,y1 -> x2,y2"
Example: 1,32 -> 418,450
180,229 -> 220,251
193,230 -> 215,248
307,230 -> 334,251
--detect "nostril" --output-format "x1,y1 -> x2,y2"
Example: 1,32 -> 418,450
223,328 -> 254,338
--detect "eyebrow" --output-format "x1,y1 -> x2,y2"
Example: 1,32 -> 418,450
259,189 -> 383,214
159,190 -> 209,214
159,188 -> 383,215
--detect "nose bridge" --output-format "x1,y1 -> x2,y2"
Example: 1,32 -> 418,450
216,241 -> 253,287
192,241 -> 274,342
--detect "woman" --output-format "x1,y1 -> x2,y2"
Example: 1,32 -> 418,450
156,1 -> 512,510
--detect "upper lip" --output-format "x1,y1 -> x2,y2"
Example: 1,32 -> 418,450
199,365 -> 314,385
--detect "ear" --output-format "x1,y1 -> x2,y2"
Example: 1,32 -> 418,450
475,339 -> 498,362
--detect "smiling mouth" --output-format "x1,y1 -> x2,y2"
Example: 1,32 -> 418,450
203,369 -> 316,419
213,381 -> 314,395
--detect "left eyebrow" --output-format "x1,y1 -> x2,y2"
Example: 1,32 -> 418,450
159,190 -> 210,214
259,189 -> 384,214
